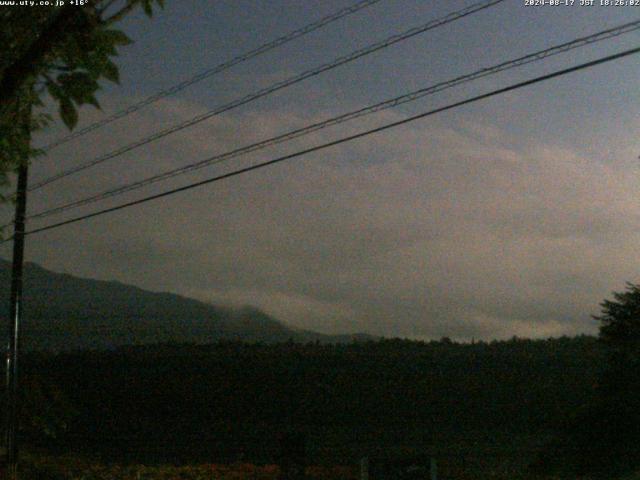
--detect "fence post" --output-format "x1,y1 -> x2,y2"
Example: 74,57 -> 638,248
430,457 -> 437,480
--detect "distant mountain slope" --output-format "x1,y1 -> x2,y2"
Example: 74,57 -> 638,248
0,259 -> 375,350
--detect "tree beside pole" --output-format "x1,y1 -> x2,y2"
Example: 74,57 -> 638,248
3,98 -> 31,480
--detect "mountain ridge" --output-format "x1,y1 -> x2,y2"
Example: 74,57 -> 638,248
0,259 -> 376,350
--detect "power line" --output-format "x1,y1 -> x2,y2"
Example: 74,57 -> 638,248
23,19 -> 640,222
29,0 -> 506,192
38,0 -> 385,152
12,45 -> 640,240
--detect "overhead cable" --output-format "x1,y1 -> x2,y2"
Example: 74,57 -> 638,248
12,45 -> 640,240
25,19 -> 640,222
30,0 -> 505,191
38,0 -> 385,151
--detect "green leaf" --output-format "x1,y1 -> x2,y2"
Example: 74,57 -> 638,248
101,29 -> 132,46
85,93 -> 101,110
32,112 -> 52,131
102,59 -> 120,84
58,72 -> 99,105
142,0 -> 153,16
45,80 -> 64,101
59,98 -> 78,130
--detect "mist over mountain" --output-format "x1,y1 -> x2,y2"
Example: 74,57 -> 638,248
0,259 -> 374,350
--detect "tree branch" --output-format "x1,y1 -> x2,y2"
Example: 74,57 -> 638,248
0,5 -> 82,119
98,0 -> 120,16
104,0 -> 140,25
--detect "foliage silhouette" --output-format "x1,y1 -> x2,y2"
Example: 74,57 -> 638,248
535,283 -> 640,478
0,0 -> 164,202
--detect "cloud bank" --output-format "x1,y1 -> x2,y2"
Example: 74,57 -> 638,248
17,93 -> 640,341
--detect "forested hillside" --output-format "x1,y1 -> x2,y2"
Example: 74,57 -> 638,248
17,336 -> 603,468
0,260 -> 373,349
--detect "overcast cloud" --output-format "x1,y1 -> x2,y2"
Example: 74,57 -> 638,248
8,93 -> 637,340
3,0 -> 639,340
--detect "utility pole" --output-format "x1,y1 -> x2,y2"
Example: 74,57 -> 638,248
3,98 -> 31,480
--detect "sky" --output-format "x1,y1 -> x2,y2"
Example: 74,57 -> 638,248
3,0 -> 640,340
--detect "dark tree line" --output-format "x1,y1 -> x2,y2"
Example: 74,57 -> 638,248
11,335 -> 604,466
4,283 -> 639,478
535,283 -> 640,478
